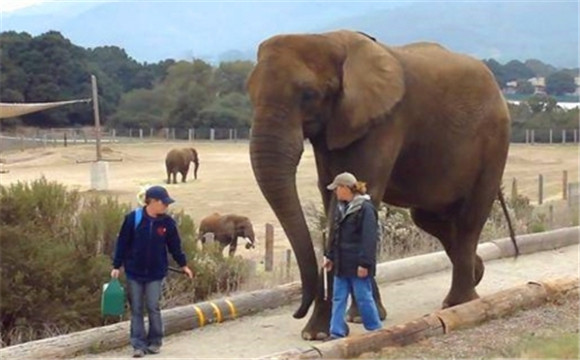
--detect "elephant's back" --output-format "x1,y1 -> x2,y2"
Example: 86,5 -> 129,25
199,212 -> 222,232
165,148 -> 186,166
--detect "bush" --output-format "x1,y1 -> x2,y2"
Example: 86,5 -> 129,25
0,178 -> 249,346
0,178 -> 119,346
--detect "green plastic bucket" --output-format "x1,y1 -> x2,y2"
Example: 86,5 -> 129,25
101,278 -> 126,316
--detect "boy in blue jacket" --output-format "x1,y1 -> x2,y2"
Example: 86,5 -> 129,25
111,185 -> 193,358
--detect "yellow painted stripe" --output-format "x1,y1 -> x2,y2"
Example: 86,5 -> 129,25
209,302 -> 222,323
193,305 -> 205,327
224,299 -> 237,319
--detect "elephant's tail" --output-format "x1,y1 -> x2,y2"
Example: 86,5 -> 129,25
498,189 -> 519,257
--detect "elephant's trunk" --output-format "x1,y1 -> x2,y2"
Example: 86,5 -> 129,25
250,126 -> 318,319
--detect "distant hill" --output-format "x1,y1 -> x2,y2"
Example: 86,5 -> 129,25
2,1 -> 578,68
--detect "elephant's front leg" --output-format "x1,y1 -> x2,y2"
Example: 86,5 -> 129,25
228,238 -> 238,257
301,268 -> 334,340
346,278 -> 387,323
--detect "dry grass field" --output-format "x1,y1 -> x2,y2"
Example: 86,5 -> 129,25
0,141 -> 577,261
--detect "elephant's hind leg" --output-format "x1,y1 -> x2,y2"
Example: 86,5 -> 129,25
411,208 -> 483,308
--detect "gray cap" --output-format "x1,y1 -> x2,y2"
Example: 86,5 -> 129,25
326,172 -> 357,190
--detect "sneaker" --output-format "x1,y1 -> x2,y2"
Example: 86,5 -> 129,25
146,345 -> 161,354
132,349 -> 145,358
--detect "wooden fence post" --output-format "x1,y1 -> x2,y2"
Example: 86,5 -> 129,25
538,174 -> 543,205
531,129 -> 535,145
574,129 -> 578,143
265,224 -> 274,272
562,129 -> 566,144
129,128 -> 133,138
563,170 -> 568,200
525,129 -> 529,144
139,128 -> 143,140
549,129 -> 553,144
210,128 -> 215,141
511,177 -> 518,200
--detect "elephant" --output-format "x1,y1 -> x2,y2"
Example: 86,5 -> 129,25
165,147 -> 199,184
246,30 -> 518,340
198,213 -> 256,257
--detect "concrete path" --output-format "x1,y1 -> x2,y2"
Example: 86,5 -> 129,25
80,244 -> 579,359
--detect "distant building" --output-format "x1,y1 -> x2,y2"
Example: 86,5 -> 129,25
503,80 -> 518,95
527,77 -> 546,95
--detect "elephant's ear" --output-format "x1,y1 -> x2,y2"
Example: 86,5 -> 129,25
326,31 -> 405,150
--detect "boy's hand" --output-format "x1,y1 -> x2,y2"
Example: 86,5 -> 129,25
182,266 -> 194,279
323,257 -> 333,271
357,266 -> 368,278
110,269 -> 120,278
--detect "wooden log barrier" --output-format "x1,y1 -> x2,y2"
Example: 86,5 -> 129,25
260,276 -> 578,359
0,282 -> 302,359
376,226 -> 579,284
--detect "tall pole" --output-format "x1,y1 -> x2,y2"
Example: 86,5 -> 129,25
91,74 -> 102,161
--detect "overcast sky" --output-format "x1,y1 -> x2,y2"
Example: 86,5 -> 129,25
0,0 -> 45,13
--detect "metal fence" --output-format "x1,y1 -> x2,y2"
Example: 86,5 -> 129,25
1,127 -> 579,152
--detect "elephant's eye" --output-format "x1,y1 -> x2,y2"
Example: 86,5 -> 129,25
301,89 -> 318,103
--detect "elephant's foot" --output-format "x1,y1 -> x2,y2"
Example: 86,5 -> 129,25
442,288 -> 479,308
300,299 -> 332,341
474,255 -> 485,286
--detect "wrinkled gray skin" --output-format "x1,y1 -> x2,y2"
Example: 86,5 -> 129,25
165,147 -> 199,184
198,213 -> 256,257
246,30 -> 517,340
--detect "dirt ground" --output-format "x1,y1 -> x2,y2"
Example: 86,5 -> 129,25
361,292 -> 579,359
0,141 -> 577,263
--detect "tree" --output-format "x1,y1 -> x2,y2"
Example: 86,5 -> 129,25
109,88 -> 170,129
198,92 -> 252,128
483,59 -> 508,87
524,59 -> 556,77
502,60 -> 535,83
214,61 -> 254,95
527,95 -> 558,113
545,71 -> 576,96
515,80 -> 534,95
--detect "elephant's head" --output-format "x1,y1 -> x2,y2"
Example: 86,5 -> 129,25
247,30 -> 405,318
234,216 -> 256,249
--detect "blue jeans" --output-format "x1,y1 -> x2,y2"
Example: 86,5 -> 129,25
330,275 -> 382,338
127,278 -> 163,350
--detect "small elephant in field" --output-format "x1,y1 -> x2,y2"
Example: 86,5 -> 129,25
198,213 -> 256,257
165,147 -> 199,184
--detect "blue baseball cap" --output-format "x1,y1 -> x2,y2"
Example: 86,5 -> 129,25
145,186 -> 175,205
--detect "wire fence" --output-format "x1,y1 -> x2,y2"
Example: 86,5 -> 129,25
1,126 -> 579,152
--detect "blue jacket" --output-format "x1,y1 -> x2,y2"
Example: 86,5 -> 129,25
326,196 -> 378,277
113,207 -> 187,282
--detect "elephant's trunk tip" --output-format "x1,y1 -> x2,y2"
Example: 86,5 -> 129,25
292,293 -> 315,319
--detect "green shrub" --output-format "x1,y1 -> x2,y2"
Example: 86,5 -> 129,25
0,178 -> 250,346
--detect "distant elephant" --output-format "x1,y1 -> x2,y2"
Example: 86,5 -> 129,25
165,147 -> 199,184
247,30 -> 518,340
198,213 -> 256,257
